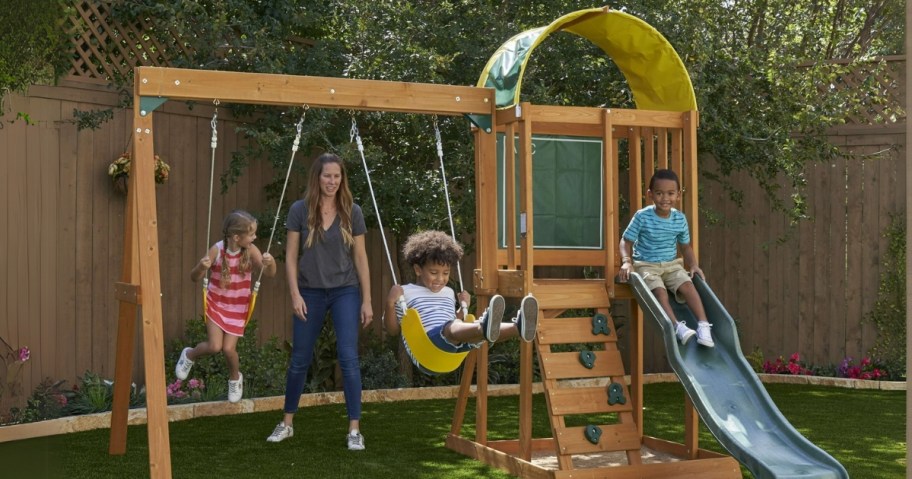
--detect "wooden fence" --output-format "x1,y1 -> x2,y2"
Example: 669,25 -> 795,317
0,81 -> 407,404
700,123 -> 906,368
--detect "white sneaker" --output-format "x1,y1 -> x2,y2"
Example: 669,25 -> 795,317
675,322 -> 696,345
175,347 -> 194,380
266,422 -> 293,443
481,295 -> 505,342
696,322 -> 715,347
227,372 -> 243,403
515,295 -> 539,342
347,431 -> 365,451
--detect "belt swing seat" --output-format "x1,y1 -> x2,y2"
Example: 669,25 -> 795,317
352,117 -> 475,374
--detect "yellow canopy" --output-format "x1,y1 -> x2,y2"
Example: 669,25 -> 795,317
477,7 -> 697,112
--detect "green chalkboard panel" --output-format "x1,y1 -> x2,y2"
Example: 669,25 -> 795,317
497,135 -> 603,249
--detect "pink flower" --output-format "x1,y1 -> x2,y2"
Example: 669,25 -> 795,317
789,352 -> 800,363
17,347 -> 29,362
188,378 -> 202,389
55,394 -> 68,407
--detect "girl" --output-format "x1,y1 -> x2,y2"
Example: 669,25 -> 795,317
175,209 -> 276,403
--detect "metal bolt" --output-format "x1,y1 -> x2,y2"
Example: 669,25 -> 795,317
140,110 -> 147,116
144,129 -> 150,133
455,96 -> 461,102
142,78 -> 148,84
330,88 -> 335,94
174,80 -> 180,85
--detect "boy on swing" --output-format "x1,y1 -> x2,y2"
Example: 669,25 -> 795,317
384,230 -> 538,369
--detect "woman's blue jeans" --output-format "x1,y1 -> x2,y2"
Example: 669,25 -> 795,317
283,285 -> 362,420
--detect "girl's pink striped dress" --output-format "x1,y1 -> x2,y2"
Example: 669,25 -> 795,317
206,241 -> 252,336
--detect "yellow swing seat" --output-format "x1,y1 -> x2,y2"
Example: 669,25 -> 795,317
400,307 -> 476,374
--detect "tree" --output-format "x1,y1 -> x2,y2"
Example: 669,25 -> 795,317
0,0 -> 71,100
111,0 -> 904,241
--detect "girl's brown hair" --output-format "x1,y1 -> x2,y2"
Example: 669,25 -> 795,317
303,153 -> 355,248
221,209 -> 256,287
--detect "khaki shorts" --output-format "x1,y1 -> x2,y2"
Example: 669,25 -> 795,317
634,258 -> 692,303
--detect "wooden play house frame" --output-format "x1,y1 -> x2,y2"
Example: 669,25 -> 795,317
113,64 -> 740,478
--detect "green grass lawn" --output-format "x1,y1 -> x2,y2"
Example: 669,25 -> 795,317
0,383 -> 904,478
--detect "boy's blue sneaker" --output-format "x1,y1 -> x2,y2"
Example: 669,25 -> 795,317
515,295 -> 539,342
481,295 -> 505,342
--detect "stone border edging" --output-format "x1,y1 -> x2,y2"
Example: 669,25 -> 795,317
0,374 -> 903,444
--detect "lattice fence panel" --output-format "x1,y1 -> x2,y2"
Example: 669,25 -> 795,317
819,56 -> 906,125
65,0 -> 192,84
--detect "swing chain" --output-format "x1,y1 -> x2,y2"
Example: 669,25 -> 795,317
292,108 -> 307,153
433,116 -> 444,160
210,102 -> 219,149
350,117 -> 364,152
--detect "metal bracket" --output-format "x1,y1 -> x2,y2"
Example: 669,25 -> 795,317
138,96 -> 169,116
464,113 -> 492,133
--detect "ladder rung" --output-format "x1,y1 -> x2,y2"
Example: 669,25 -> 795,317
554,423 -> 640,455
548,386 -> 633,415
537,317 -> 618,345
532,279 -> 611,309
539,349 -> 626,380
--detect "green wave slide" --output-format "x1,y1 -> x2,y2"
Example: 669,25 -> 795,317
629,272 -> 849,479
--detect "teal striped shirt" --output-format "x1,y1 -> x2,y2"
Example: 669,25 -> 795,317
622,205 -> 691,263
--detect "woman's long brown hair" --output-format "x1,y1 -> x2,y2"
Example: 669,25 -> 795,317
303,153 -> 354,248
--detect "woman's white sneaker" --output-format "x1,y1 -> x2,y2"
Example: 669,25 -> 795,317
266,422 -> 294,443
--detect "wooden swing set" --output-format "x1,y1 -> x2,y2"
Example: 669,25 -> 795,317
111,7 -> 741,478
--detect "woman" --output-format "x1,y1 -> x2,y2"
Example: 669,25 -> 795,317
266,153 -> 373,450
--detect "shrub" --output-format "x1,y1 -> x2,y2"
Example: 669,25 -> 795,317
165,317 -> 290,401
15,378 -> 69,423
837,357 -> 888,380
360,334 -> 410,390
867,214 -> 906,379
763,352 -> 813,375
65,370 -> 146,415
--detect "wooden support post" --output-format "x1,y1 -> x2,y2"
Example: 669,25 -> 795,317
109,164 -> 141,455
473,128 -> 499,293
504,121 -> 517,269
630,300 -> 644,437
476,340 -> 490,445
603,110 -> 616,298
132,108 -> 173,479
517,103 -> 534,461
684,396 -> 700,459
683,111 -> 699,257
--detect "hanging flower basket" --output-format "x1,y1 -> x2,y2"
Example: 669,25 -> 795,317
107,152 -> 171,194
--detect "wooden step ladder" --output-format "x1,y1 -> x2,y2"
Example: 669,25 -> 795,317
534,279 -> 642,472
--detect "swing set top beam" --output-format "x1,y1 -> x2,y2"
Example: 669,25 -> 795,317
136,67 -> 495,116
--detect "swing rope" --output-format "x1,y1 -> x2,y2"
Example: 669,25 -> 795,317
433,118 -> 468,317
202,101 -> 220,310
245,107 -> 309,323
201,103 -> 307,323
353,115 -> 474,374
351,117 -> 399,286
